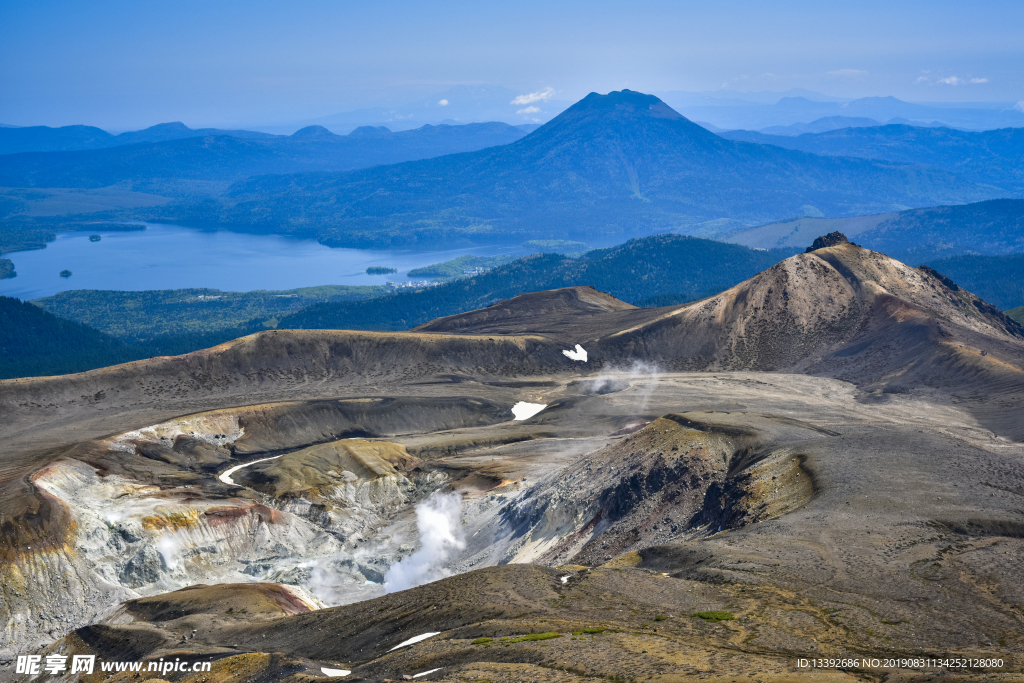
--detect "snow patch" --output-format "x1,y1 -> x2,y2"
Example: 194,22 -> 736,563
560,575 -> 570,584
413,668 -> 442,678
511,402 -> 546,420
562,344 -> 588,361
219,455 -> 284,486
388,632 -> 440,651
321,667 -> 351,677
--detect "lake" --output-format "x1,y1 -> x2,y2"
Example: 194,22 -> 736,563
0,224 -> 531,300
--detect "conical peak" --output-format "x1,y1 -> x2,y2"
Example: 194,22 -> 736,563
291,125 -> 337,139
805,231 -> 851,252
569,89 -> 684,120
145,122 -> 191,132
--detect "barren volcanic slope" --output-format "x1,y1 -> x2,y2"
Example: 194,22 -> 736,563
2,239 -> 1024,681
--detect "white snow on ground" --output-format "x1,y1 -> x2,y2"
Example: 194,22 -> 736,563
413,668 -> 442,678
562,344 -> 588,361
218,454 -> 285,486
388,632 -> 440,651
321,667 -> 351,677
511,402 -> 547,420
560,575 -> 570,584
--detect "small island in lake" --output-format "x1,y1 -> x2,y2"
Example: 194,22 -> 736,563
366,266 -> 397,275
0,258 -> 16,279
89,235 -> 102,242
60,269 -> 72,278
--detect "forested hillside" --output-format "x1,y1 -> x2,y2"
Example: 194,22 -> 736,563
720,124 -> 1024,193
271,236 -> 794,330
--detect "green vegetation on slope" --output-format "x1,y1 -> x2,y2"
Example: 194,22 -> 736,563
0,296 -> 140,379
858,199 -> 1024,262
718,198 -> 1024,263
1007,306 -> 1024,325
923,254 -> 1024,311
269,236 -> 795,331
407,254 -> 520,279
32,285 -> 384,341
524,240 -> 591,255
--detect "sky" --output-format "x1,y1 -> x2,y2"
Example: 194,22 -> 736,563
2,0 -> 1023,130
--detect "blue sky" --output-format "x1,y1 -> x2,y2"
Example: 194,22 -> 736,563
2,0 -> 1022,129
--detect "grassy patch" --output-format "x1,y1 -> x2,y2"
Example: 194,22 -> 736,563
571,627 -> 606,635
471,637 -> 493,645
505,632 -> 562,643
654,615 -> 668,621
692,611 -> 735,622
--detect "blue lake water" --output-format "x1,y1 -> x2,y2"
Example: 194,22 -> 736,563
0,224 -> 531,300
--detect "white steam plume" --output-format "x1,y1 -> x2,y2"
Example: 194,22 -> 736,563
591,360 -> 662,412
384,492 -> 465,593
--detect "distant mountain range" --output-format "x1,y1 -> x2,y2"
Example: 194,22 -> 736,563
719,125 -> 1024,192
660,93 -> 1024,131
152,90 -> 1004,247
296,84 -> 573,134
3,89 -> 1023,258
0,122 -> 531,197
0,121 -> 278,155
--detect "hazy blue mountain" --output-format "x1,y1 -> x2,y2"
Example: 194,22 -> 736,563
656,89 -> 846,108
299,85 -> 573,133
112,122 -> 279,145
758,116 -> 881,136
667,94 -> 1024,132
719,125 -> 1024,193
0,121 -> 279,155
0,125 -> 117,154
0,122 -> 531,196
169,90 -> 1002,248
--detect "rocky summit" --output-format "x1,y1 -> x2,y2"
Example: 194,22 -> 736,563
1,238 -> 1023,681
805,230 -> 851,251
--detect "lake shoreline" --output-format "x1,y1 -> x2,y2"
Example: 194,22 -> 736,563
0,222 -> 534,300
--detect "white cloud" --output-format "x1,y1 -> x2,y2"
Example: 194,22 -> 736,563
511,87 -> 554,105
827,69 -> 868,78
1015,101 -> 1024,113
516,106 -> 540,114
917,74 -> 987,86
437,99 -> 449,106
